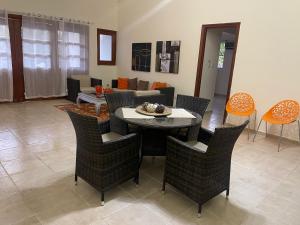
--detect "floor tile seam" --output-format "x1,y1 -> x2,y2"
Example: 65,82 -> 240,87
9,213 -> 41,225
0,161 -> 21,193
139,198 -> 186,225
6,128 -> 26,146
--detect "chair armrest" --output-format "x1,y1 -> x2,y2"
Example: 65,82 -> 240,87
67,78 -> 80,102
197,127 -> 214,145
98,120 -> 110,134
112,79 -> 118,88
91,78 -> 102,87
82,133 -> 139,170
103,133 -> 138,146
155,87 -> 175,107
167,136 -> 206,158
102,133 -> 140,157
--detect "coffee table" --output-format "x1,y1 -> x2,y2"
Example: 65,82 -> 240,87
76,92 -> 106,115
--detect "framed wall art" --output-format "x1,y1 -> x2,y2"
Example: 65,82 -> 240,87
132,43 -> 152,72
156,40 -> 181,74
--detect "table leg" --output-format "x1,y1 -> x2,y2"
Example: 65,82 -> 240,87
138,131 -> 143,168
95,104 -> 100,115
76,96 -> 81,107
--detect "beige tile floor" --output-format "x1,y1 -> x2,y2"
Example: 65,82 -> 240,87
0,99 -> 300,225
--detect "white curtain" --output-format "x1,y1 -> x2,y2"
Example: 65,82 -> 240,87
22,16 -> 89,98
22,16 -> 66,98
59,22 -> 89,78
0,10 -> 13,102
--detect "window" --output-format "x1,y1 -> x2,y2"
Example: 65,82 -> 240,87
0,24 -> 12,70
217,42 -> 225,69
22,28 -> 52,70
22,21 -> 89,74
58,30 -> 88,73
97,28 -> 116,65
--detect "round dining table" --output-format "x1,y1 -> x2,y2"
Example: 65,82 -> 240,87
114,107 -> 202,157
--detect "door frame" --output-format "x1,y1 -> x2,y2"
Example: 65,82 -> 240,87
8,14 -> 25,102
193,22 -> 240,122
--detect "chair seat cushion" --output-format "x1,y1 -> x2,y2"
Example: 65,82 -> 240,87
80,87 -> 96,94
186,141 -> 208,153
102,132 -> 122,142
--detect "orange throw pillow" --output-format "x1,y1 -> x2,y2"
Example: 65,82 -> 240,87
118,77 -> 129,89
151,82 -> 167,90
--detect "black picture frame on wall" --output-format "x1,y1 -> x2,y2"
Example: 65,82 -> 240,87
132,43 -> 152,72
156,41 -> 181,74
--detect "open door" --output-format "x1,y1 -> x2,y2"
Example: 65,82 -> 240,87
194,22 -> 240,127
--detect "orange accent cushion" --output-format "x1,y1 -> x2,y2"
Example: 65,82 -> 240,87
118,77 -> 129,89
151,82 -> 167,90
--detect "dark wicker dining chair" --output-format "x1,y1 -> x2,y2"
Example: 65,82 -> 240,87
162,120 -> 249,216
67,111 -> 140,206
174,94 -> 210,141
105,92 -> 135,113
176,94 -> 210,118
105,92 -> 135,135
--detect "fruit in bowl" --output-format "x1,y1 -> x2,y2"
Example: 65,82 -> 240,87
142,102 -> 150,111
155,104 -> 165,113
145,103 -> 158,113
141,102 -> 165,114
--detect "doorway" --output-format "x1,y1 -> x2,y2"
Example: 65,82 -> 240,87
194,22 -> 240,130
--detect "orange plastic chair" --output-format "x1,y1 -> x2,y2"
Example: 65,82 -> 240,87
226,92 -> 256,139
253,100 -> 300,151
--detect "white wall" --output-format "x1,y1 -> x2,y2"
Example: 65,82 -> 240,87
1,0 -> 119,86
199,29 -> 221,111
117,0 -> 300,141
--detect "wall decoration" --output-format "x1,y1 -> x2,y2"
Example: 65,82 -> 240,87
156,41 -> 181,74
132,43 -> 152,72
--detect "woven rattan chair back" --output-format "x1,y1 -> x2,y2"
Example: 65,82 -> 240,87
176,94 -> 210,117
206,120 -> 249,157
105,92 -> 135,113
67,111 -> 104,150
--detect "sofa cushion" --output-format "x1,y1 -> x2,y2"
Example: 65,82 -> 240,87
128,78 -> 137,90
71,75 -> 91,88
118,77 -> 129,89
80,87 -> 96,94
135,90 -> 160,96
151,82 -> 167,90
137,80 -> 149,90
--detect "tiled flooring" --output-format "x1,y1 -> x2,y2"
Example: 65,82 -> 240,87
203,94 -> 226,130
0,100 -> 300,225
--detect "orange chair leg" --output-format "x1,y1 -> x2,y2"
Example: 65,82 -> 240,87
298,120 -> 300,142
247,115 -> 250,140
253,119 -> 262,142
278,124 -> 284,152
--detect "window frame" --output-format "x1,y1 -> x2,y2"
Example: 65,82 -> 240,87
97,28 -> 116,65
